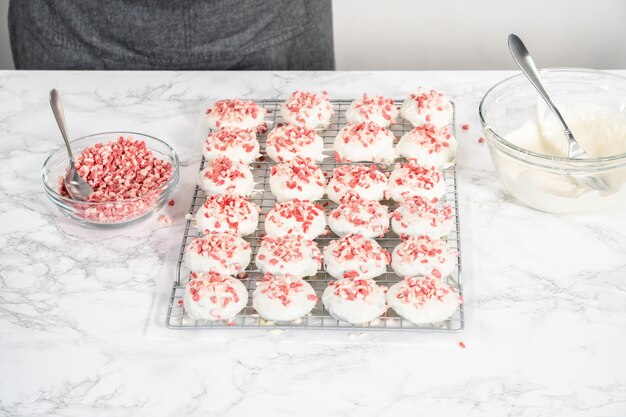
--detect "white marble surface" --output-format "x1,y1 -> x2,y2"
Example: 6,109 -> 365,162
1,70 -> 625,417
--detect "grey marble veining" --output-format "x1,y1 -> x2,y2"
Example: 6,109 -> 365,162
1,70 -> 625,417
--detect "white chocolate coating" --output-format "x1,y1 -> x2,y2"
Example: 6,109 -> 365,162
280,91 -> 333,130
184,271 -> 248,321
396,124 -> 457,168
391,236 -> 456,278
252,274 -> 318,322
400,88 -> 453,127
206,98 -> 266,130
323,234 -> 389,280
333,122 -> 395,163
326,164 -> 388,204
327,198 -> 389,238
196,157 -> 254,197
195,194 -> 260,237
386,276 -> 461,325
388,162 -> 446,202
264,200 -> 327,240
322,278 -> 387,324
266,124 -> 325,163
269,157 -> 326,202
390,197 -> 454,239
255,235 -> 322,279
202,127 -> 260,164
183,234 -> 251,275
345,94 -> 399,127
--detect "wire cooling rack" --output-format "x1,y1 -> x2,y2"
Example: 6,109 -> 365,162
166,99 -> 464,332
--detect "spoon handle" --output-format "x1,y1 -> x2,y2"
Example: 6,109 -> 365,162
507,34 -> 583,157
49,89 -> 75,162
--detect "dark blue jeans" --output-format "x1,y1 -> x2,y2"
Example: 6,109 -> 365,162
9,0 -> 334,70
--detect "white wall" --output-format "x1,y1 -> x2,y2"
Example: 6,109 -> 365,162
332,0 -> 626,70
0,0 -> 625,70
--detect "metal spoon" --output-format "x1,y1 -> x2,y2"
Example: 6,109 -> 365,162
508,34 -> 610,191
49,89 -> 93,200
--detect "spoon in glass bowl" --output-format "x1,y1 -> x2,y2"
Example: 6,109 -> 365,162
508,34 -> 610,191
49,89 -> 94,201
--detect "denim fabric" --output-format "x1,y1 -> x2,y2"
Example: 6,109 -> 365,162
9,0 -> 334,70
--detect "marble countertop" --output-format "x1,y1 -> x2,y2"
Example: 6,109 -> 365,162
1,71 -> 625,417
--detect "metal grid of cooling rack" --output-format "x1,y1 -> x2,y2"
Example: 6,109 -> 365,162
166,99 -> 464,332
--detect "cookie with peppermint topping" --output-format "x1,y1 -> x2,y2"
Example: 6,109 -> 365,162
396,124 -> 457,168
264,200 -> 327,240
280,91 -> 333,130
390,196 -> 454,239
346,94 -> 399,127
202,127 -> 260,165
269,156 -> 326,202
197,156 -> 254,197
327,197 -> 389,238
183,233 -> 251,276
322,278 -> 387,324
400,87 -> 453,127
388,161 -> 446,202
252,273 -> 318,322
184,271 -> 248,321
386,276 -> 461,325
333,121 -> 396,163
195,194 -> 260,237
326,164 -> 388,204
391,235 -> 457,278
323,234 -> 390,280
266,124 -> 325,163
255,235 -> 323,279
206,98 -> 266,130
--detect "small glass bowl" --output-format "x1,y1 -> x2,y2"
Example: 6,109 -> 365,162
479,68 -> 626,214
42,132 -> 180,228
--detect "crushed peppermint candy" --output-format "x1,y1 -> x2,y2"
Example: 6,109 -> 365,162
256,273 -> 318,307
395,276 -> 460,306
282,91 -> 333,125
337,121 -> 391,148
405,124 -> 453,155
328,164 -> 387,201
58,136 -> 173,223
206,98 -> 266,128
330,197 -> 389,237
257,235 -> 322,268
394,235 -> 453,266
267,124 -> 318,160
328,234 -> 390,265
187,271 -> 243,305
270,156 -> 325,191
168,199 -> 175,206
197,194 -> 260,234
392,196 -> 453,229
351,94 -> 397,123
478,137 -> 485,144
328,278 -> 382,301
265,200 -> 324,234
408,88 -> 452,114
157,214 -> 171,224
201,156 -> 247,192
461,124 -> 469,131
188,233 -> 250,259
391,161 -> 441,191
204,126 -> 258,154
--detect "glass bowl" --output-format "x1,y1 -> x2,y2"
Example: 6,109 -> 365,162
42,131 -> 179,228
479,68 -> 626,214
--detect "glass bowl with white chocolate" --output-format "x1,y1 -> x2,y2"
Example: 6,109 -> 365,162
479,68 -> 626,214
